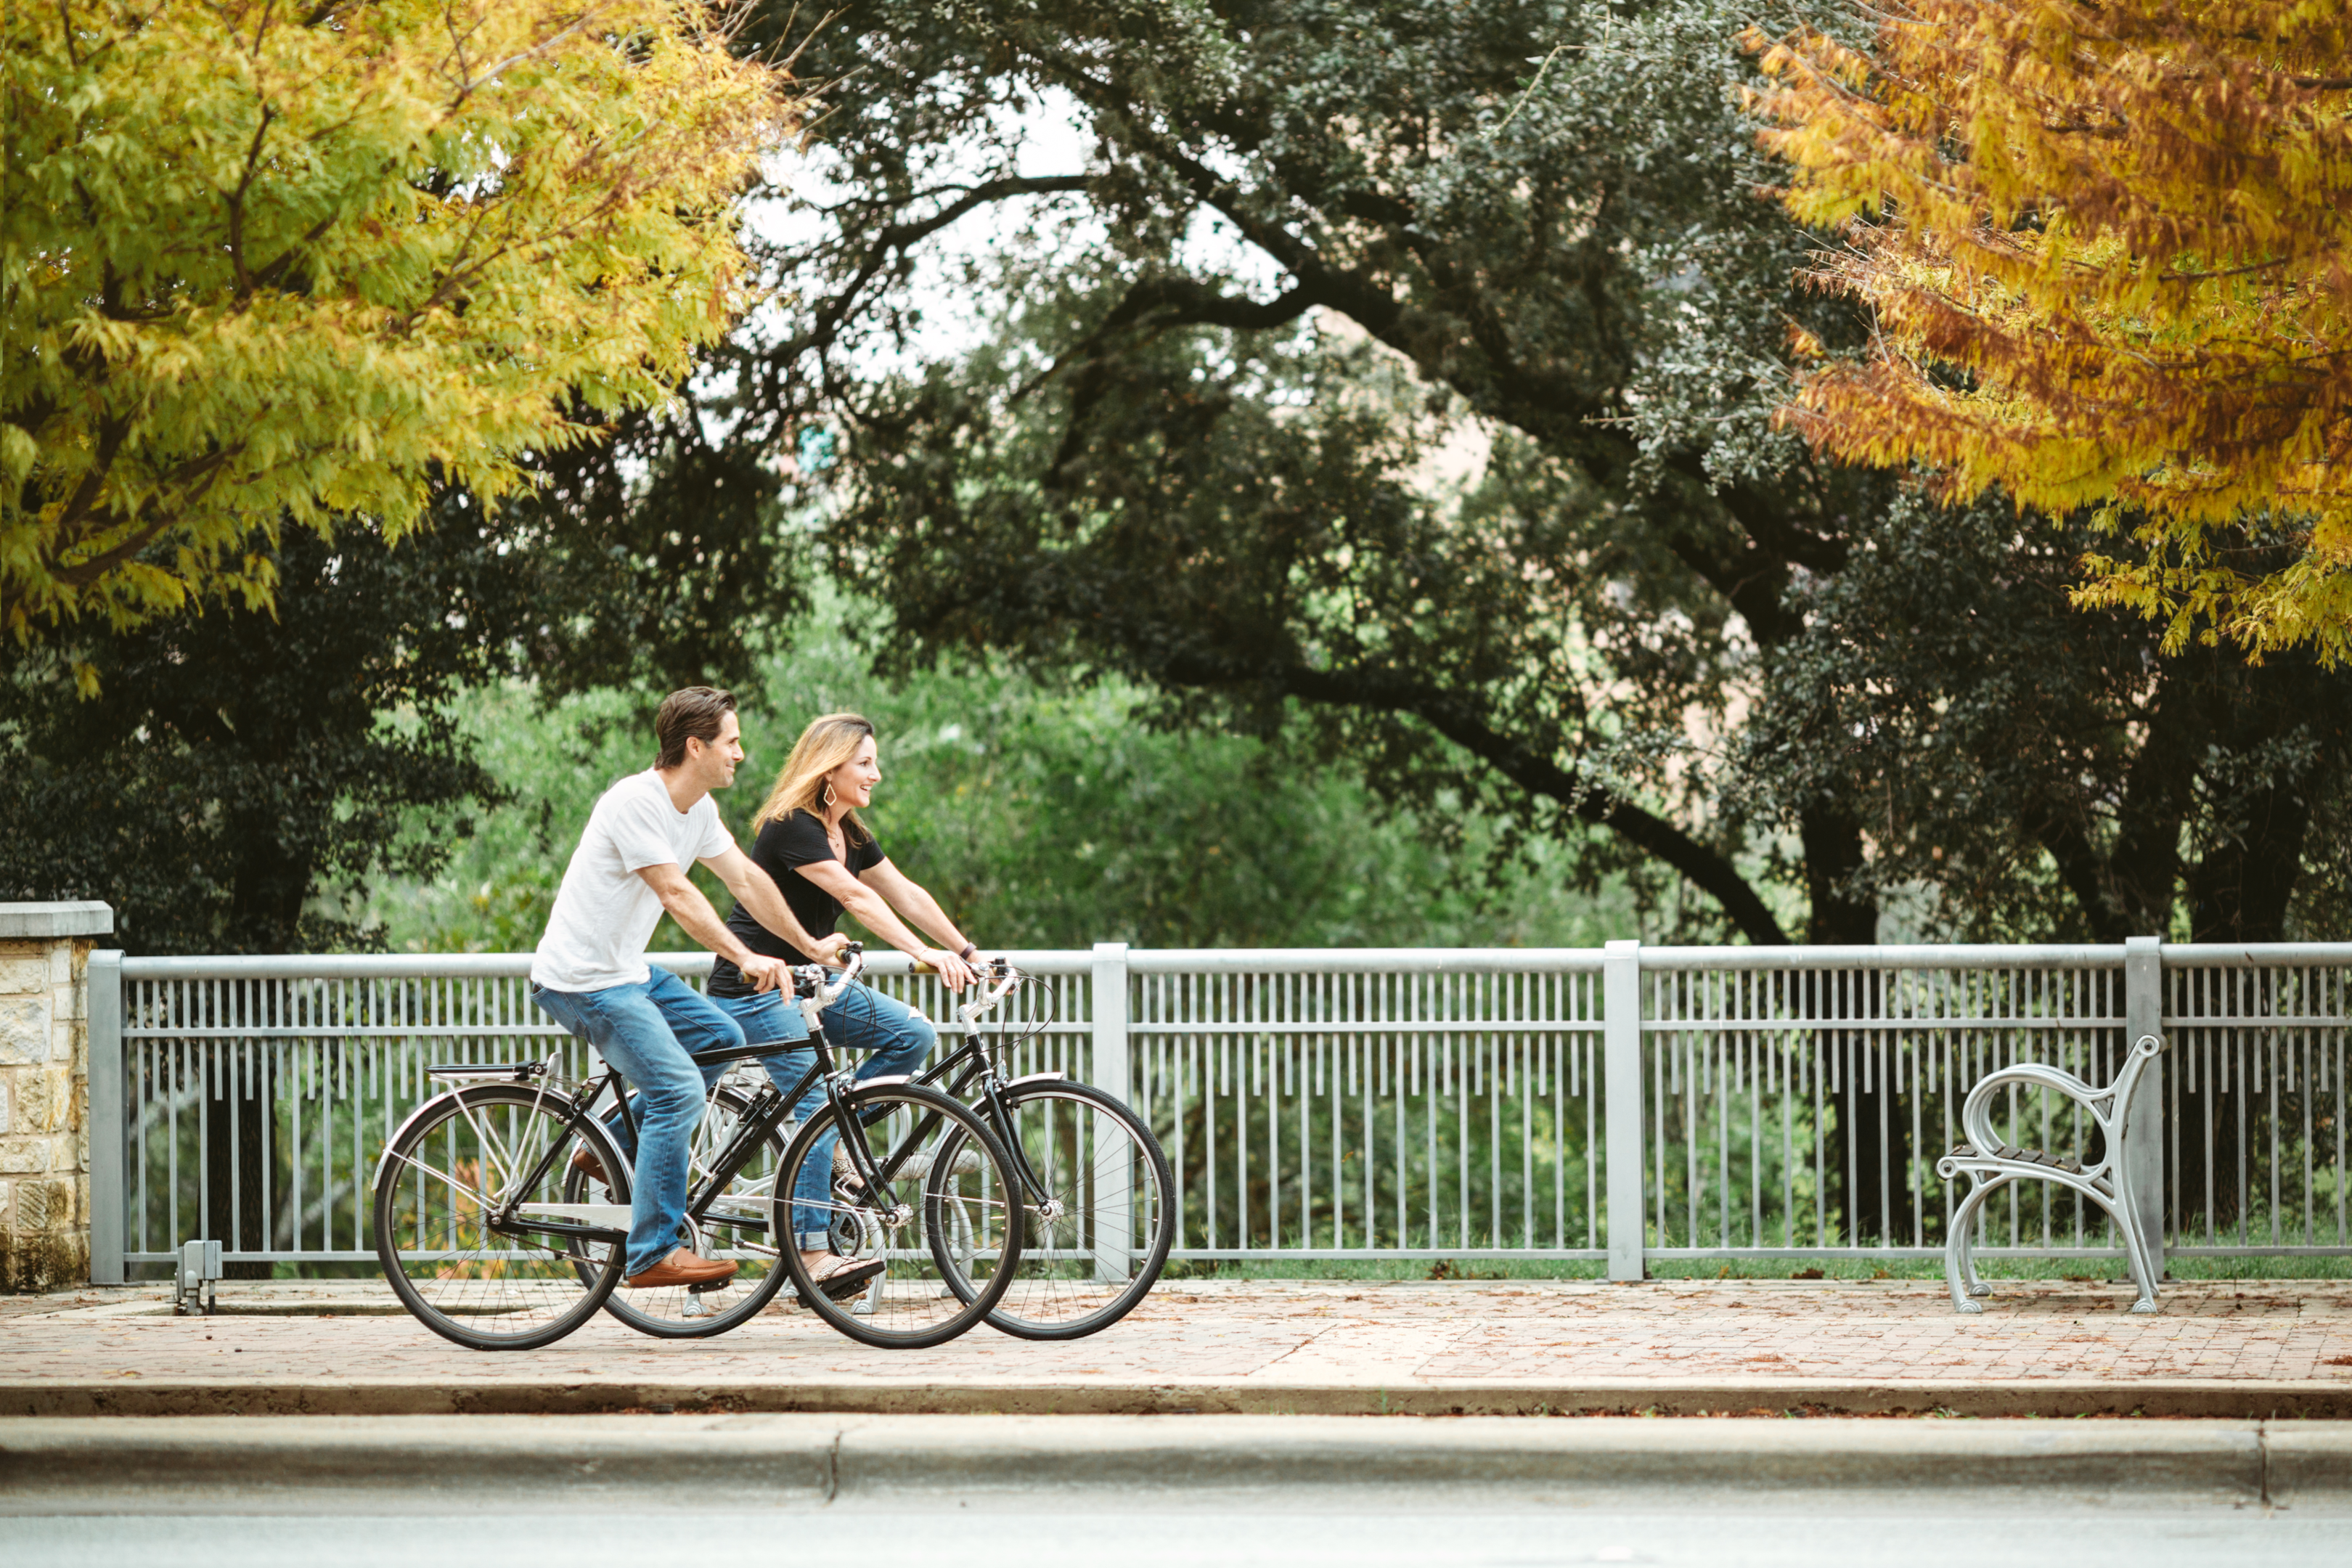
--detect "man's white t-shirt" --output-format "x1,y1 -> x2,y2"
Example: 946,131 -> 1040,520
531,770 -> 735,992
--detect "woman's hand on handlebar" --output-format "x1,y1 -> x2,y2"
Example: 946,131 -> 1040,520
921,947 -> 976,991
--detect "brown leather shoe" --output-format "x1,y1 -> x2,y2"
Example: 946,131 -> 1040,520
568,1144 -> 611,1188
624,1248 -> 738,1290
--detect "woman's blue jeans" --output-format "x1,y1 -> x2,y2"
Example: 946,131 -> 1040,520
713,981 -> 938,1249
529,968 -> 744,1276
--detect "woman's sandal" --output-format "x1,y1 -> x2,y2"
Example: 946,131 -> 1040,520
805,1254 -> 886,1300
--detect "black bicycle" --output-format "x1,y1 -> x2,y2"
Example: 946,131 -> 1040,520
371,946 -> 1025,1351
669,957 -> 1175,1339
913,957 -> 1176,1339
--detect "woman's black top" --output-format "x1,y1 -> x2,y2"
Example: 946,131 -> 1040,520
709,809 -> 883,996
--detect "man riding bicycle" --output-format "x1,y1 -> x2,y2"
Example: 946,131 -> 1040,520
528,687 -> 846,1291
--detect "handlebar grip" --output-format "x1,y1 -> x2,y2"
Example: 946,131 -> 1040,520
911,961 -> 938,976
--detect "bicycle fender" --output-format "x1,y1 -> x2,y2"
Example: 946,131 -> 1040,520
852,1074 -> 915,1090
373,1091 -> 465,1193
1003,1070 -> 1068,1089
369,1085 -> 620,1193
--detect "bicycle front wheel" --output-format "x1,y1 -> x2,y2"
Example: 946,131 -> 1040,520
935,1079 -> 1175,1339
775,1081 -> 1024,1349
372,1084 -> 626,1351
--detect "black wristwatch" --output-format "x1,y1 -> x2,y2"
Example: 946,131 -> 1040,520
957,942 -> 978,962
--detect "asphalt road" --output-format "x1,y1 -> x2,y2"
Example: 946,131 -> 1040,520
9,1500 -> 2347,1568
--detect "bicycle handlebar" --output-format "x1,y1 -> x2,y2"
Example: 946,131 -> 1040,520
907,953 -> 1024,1018
788,942 -> 865,1009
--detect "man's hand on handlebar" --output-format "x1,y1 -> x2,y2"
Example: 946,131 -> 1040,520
736,952 -> 793,995
807,932 -> 854,966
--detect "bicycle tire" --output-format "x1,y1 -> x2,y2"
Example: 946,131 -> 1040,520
933,1078 -> 1175,1339
585,1086 -> 799,1339
774,1080 -> 1024,1349
372,1083 -> 626,1352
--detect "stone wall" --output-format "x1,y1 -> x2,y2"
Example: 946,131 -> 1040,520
0,903 -> 113,1292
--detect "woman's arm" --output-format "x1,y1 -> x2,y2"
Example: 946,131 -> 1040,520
858,858 -> 974,957
793,857 -> 976,989
703,847 -> 850,965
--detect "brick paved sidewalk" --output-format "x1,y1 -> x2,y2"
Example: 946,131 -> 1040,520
7,1278 -> 2352,1418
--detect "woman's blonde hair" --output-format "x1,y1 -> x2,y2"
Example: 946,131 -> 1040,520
751,712 -> 878,840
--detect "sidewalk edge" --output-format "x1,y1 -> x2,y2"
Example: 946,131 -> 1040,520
7,1378 -> 2352,1420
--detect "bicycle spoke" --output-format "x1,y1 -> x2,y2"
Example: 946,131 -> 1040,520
939,1082 -> 1174,1339
595,1085 -> 796,1339
778,1082 -> 1026,1348
375,1086 -> 619,1350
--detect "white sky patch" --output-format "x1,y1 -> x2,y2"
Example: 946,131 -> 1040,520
741,89 -> 1283,382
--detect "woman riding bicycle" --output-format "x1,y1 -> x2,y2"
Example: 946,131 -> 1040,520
705,711 -> 985,1297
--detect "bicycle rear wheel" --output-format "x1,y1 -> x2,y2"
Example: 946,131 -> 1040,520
587,1085 -> 797,1338
373,1084 -> 626,1351
775,1081 -> 1024,1349
934,1079 -> 1175,1339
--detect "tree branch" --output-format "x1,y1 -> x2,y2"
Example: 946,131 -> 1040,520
1162,652 -> 1791,944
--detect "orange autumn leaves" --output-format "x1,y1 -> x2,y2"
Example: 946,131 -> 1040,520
1747,1 -> 2352,656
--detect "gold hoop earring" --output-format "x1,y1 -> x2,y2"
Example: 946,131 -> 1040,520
822,783 -> 836,809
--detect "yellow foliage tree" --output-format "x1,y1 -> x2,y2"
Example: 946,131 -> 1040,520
1747,1 -> 2352,654
3,0 -> 794,650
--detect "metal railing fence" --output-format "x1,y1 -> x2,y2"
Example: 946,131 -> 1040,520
84,940 -> 2352,1281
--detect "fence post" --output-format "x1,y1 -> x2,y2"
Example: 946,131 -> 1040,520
86,950 -> 125,1286
1604,939 -> 1646,1282
2123,935 -> 2165,1278
1090,942 -> 1133,1281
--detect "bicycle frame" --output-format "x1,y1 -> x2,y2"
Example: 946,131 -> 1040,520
372,1063 -> 634,1250
481,950 -> 1036,1253
673,949 -> 955,1245
909,963 -> 1065,1209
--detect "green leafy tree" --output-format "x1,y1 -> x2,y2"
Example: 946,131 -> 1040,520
757,0 -> 1864,948
634,0 -> 2352,1239
369,598 -> 1640,955
3,0 -> 794,650
0,510 -> 528,952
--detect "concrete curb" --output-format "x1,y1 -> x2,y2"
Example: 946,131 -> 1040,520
8,1377 -> 2352,1420
4,1415 -> 2351,1510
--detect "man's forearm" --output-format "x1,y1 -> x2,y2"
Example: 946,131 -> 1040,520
732,872 -> 831,960
661,884 -> 760,968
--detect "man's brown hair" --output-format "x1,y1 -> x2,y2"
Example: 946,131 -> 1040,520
654,687 -> 737,770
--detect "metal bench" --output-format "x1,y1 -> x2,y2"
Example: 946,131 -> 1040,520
1937,1032 -> 2164,1315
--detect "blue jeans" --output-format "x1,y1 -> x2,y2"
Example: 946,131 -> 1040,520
530,968 -> 744,1276
714,980 -> 938,1249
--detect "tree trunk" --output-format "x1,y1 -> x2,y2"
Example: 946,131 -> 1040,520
1797,809 -> 1909,1244
2171,771 -> 2314,1239
203,1046 -> 275,1280
200,807 -> 309,1278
